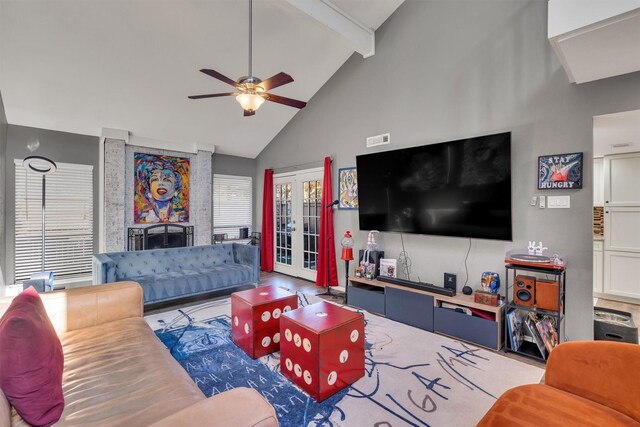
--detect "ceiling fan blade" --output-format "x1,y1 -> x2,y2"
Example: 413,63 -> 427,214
200,69 -> 239,87
244,109 -> 255,117
259,72 -> 294,91
188,92 -> 237,99
264,93 -> 307,109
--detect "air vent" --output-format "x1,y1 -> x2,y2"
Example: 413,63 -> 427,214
611,142 -> 633,148
366,133 -> 390,148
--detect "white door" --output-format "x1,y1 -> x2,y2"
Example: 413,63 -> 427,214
603,251 -> 640,299
273,169 -> 323,281
593,241 -> 603,294
604,207 -> 640,252
604,152 -> 640,207
593,157 -> 604,207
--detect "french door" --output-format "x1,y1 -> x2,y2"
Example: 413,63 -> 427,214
273,168 -> 323,281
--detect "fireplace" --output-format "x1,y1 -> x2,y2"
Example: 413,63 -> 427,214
128,224 -> 194,251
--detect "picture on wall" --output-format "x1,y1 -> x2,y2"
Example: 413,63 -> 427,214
134,153 -> 190,223
538,152 -> 583,190
338,167 -> 358,209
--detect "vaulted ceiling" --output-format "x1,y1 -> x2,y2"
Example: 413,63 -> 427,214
0,0 -> 403,157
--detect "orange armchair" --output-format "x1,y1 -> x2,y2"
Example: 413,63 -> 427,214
478,341 -> 640,426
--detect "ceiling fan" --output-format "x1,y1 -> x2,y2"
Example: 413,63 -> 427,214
189,0 -> 307,117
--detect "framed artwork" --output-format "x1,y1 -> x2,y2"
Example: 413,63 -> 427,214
338,167 -> 358,210
538,152 -> 583,190
134,153 -> 190,223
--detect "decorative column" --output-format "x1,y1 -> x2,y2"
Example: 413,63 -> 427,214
194,150 -> 213,246
104,139 -> 126,252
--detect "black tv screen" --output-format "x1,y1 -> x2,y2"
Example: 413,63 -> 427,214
356,132 -> 512,241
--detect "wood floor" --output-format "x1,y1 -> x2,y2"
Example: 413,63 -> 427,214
259,270 -> 345,303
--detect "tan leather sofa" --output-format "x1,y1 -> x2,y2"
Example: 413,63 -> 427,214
0,281 -> 278,427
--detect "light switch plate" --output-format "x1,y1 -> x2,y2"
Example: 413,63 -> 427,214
539,196 -> 546,209
548,195 -> 570,209
530,196 -> 537,206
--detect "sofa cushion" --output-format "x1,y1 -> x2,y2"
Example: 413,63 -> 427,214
0,286 -> 64,427
110,246 -> 237,279
477,384 -> 640,427
11,317 -> 203,426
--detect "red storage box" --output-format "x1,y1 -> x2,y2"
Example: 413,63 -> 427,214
231,285 -> 298,359
280,301 -> 364,402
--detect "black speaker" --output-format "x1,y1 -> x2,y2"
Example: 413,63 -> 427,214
358,250 -> 385,277
444,273 -> 457,295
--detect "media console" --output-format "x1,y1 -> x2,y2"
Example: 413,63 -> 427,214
348,276 -> 504,350
377,276 -> 456,296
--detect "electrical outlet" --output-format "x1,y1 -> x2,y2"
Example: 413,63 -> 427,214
530,196 -> 537,206
539,196 -> 546,209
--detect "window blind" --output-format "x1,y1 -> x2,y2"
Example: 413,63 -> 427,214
14,160 -> 94,283
213,174 -> 252,239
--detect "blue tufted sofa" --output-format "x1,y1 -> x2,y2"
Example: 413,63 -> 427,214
92,244 -> 259,305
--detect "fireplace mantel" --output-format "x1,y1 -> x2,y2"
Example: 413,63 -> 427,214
127,224 -> 194,251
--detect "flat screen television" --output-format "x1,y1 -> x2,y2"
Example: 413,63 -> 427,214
356,132 -> 512,241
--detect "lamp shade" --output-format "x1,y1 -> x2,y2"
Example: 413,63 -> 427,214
236,93 -> 265,112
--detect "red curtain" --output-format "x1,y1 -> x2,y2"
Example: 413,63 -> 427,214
260,169 -> 274,272
316,157 -> 338,288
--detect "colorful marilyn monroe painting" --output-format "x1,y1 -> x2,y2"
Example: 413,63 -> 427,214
134,153 -> 190,223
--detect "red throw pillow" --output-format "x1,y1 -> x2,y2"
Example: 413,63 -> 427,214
0,286 -> 64,426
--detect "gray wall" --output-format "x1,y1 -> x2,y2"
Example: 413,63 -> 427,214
4,125 -> 100,284
256,0 -> 640,340
213,153 -> 258,231
0,92 -> 7,290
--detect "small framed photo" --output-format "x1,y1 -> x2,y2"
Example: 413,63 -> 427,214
379,258 -> 397,278
538,152 -> 583,190
338,167 -> 358,210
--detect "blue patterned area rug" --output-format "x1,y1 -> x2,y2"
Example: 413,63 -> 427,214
146,292 -> 543,427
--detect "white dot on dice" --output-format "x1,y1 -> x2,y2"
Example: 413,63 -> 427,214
261,336 -> 271,347
261,311 -> 271,322
350,329 -> 359,342
303,338 -> 312,352
284,305 -> 292,312
327,371 -> 337,385
285,329 -> 292,342
294,364 -> 302,377
273,332 -> 281,343
285,358 -> 293,371
340,349 -> 349,363
294,333 -> 302,347
233,316 -> 238,326
244,323 -> 250,334
273,308 -> 282,319
304,370 -> 313,385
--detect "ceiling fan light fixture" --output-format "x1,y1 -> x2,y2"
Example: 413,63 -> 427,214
236,92 -> 265,112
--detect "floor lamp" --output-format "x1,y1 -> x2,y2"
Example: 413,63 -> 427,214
23,156 -> 57,273
317,200 -> 339,297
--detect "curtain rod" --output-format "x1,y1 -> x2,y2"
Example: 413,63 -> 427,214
271,157 -> 333,174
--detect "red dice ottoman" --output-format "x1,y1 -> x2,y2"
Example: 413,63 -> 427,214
231,285 -> 298,359
280,301 -> 364,402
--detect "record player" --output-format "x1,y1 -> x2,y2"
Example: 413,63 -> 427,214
505,248 -> 566,270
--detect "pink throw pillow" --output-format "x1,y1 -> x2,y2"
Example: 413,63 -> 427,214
0,287 -> 64,426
